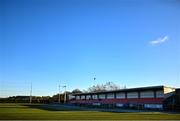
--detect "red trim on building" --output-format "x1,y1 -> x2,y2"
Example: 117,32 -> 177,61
70,98 -> 164,104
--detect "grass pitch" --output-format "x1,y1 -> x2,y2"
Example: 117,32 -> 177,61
0,103 -> 180,120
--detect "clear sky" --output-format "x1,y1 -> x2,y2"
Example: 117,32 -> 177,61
0,0 -> 180,97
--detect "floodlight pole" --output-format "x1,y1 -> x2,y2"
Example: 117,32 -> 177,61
30,82 -> 32,104
58,84 -> 61,103
64,86 -> 67,103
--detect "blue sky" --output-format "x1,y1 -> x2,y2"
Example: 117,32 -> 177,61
0,0 -> 180,97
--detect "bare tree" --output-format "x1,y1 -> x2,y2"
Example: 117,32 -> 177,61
71,89 -> 82,94
105,82 -> 120,90
87,81 -> 123,92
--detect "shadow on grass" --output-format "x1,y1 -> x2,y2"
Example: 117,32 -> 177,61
23,104 -> 135,113
23,104 -> 90,111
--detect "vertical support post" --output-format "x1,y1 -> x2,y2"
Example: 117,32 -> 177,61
138,91 -> 140,99
30,82 -> 32,104
138,91 -> 140,110
105,93 -> 107,99
125,92 -> 127,99
154,90 -> 157,98
64,86 -> 67,103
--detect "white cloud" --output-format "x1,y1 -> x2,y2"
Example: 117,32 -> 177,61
149,35 -> 169,45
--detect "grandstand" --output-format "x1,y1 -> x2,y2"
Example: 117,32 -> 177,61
69,85 -> 175,110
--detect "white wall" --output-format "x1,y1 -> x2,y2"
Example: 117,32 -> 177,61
164,87 -> 175,94
144,104 -> 163,109
127,92 -> 138,98
99,94 -> 106,99
107,93 -> 114,99
92,95 -> 98,99
116,92 -> 125,99
81,95 -> 85,99
140,91 -> 154,98
116,103 -> 124,107
86,95 -> 91,100
69,95 -> 75,100
164,87 -> 175,98
92,103 -> 101,106
76,96 -> 80,100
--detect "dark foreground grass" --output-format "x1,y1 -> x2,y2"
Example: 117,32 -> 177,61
0,103 -> 180,120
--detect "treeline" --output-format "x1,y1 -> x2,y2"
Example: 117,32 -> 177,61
0,94 -> 67,103
0,82 -> 124,103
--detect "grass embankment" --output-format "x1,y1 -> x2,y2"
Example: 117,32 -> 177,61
0,103 -> 180,120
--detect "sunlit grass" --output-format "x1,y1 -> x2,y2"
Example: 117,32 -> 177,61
0,103 -> 180,120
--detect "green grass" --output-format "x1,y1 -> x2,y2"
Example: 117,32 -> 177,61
0,103 -> 180,120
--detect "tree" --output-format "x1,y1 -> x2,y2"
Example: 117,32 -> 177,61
71,89 -> 82,94
105,82 -> 120,90
87,81 -> 123,92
